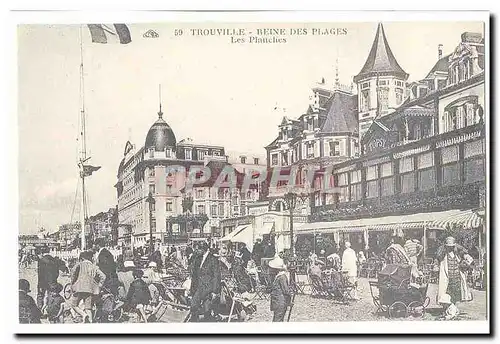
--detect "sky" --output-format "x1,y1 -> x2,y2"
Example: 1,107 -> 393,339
18,21 -> 484,234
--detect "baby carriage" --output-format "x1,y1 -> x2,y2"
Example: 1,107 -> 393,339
369,264 -> 430,318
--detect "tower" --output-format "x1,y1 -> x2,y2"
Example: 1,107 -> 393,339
354,23 -> 409,138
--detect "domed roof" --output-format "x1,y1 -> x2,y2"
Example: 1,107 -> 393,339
145,111 -> 176,151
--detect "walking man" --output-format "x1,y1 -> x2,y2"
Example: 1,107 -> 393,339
189,240 -> 221,322
69,251 -> 106,323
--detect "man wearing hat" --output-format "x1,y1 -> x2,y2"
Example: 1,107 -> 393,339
117,260 -> 136,299
436,236 -> 473,318
268,257 -> 292,322
19,279 -> 42,324
252,237 -> 264,267
189,240 -> 221,322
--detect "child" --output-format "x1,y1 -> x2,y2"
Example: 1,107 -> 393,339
44,283 -> 65,323
268,257 -> 292,322
126,269 -> 151,323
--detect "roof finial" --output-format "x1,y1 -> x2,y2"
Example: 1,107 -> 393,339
158,84 -> 163,119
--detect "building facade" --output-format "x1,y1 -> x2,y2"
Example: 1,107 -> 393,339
116,107 -> 261,247
222,23 -> 486,257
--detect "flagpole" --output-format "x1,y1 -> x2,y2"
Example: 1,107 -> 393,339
79,25 -> 87,251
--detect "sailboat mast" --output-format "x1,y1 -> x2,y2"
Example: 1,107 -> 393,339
79,25 -> 87,250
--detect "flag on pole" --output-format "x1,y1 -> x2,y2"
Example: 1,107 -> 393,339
87,24 -> 132,44
81,165 -> 101,177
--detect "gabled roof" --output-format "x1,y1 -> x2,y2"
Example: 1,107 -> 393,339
354,23 -> 408,82
425,54 -> 451,79
320,91 -> 358,134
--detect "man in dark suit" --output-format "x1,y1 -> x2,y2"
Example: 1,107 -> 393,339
189,240 -> 221,322
36,247 -> 67,309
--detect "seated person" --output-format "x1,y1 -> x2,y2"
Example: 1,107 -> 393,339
44,283 -> 66,323
126,269 -> 151,323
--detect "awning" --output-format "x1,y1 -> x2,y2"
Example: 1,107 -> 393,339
428,209 -> 484,229
219,225 -> 248,242
231,226 -> 254,249
256,223 -> 274,237
297,209 -> 466,235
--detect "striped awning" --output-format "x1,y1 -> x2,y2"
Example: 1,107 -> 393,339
429,209 -> 484,229
297,209 -> 467,235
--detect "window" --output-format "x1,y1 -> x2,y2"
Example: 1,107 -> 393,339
329,141 -> 340,156
377,80 -> 388,86
350,183 -> 362,201
282,152 -> 289,165
271,154 -> 278,166
442,163 -> 460,186
379,88 -> 389,111
307,118 -> 314,131
366,180 -> 378,198
151,219 -> 156,231
418,169 -> 436,191
366,165 -> 378,180
149,184 -> 155,194
417,152 -> 434,170
338,186 -> 349,203
149,148 -> 154,158
401,173 -> 415,194
282,130 -> 288,141
185,148 -> 192,160
464,158 -> 484,184
399,157 -> 414,173
211,204 -> 217,216
337,172 -> 348,186
381,177 -> 394,196
464,140 -> 484,159
166,202 -> 173,211
166,184 -> 172,195
380,162 -> 393,177
350,170 -> 361,183
395,88 -> 404,105
218,203 -> 224,216
306,142 -> 315,159
197,205 -> 205,214
149,168 -> 155,177
240,156 -> 247,164
213,150 -> 220,156
165,148 -> 171,158
150,202 -> 156,212
441,145 -> 459,164
198,150 -> 207,160
395,80 -> 405,87
361,90 -> 370,112
253,158 -> 259,165
196,189 -> 204,199
361,82 -> 370,89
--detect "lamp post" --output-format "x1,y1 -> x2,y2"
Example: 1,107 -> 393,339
284,191 -> 310,257
146,192 -> 155,255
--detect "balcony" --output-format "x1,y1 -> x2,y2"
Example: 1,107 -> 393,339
310,182 -> 482,222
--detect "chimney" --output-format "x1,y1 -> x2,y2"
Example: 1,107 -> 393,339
438,44 -> 443,60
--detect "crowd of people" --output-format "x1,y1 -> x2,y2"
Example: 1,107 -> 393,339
18,233 -> 479,323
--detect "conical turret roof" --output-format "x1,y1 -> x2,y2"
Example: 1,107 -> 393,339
354,23 -> 408,82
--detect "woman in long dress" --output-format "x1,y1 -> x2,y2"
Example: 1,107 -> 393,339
436,236 -> 473,319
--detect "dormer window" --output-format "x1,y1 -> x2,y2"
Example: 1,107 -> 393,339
240,156 -> 246,164
329,141 -> 340,157
165,148 -> 171,158
149,148 -> 154,158
307,118 -> 314,131
185,148 -> 192,160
